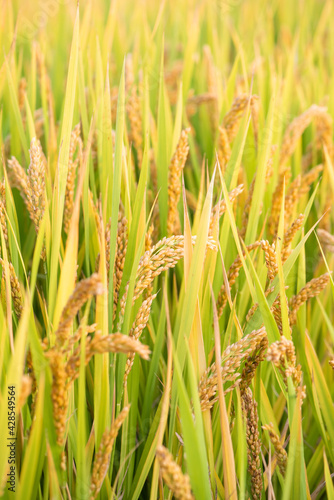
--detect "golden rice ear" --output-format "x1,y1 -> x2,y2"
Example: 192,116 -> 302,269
112,215 -> 128,320
27,137 -> 46,230
262,423 -> 288,477
267,336 -> 306,404
240,144 -> 276,239
64,123 -> 82,234
217,241 -> 261,317
167,128 -> 190,236
217,126 -> 231,177
125,54 -> 143,166
90,406 -> 130,500
261,240 -> 278,282
281,214 -> 304,263
289,273 -> 330,326
0,260 -> 23,317
47,350 -> 68,450
317,228 -> 334,253
209,184 -> 244,236
241,388 -> 263,500
123,292 -> 157,387
55,273 -> 104,348
279,105 -> 328,168
222,94 -> 255,143
124,234 -> 217,308
198,326 -> 267,411
156,445 -> 194,500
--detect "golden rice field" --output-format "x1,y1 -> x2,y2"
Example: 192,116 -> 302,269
0,0 -> 334,498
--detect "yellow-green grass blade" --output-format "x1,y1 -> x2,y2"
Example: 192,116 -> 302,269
149,282 -> 173,500
168,171 -> 214,459
276,183 -> 292,340
211,285 -> 237,499
5,57 -> 29,163
282,392 -> 306,500
52,118 -> 94,333
107,62 -> 125,330
0,298 -> 30,486
244,188 -> 321,335
234,388 -> 247,499
129,399 -> 163,500
75,304 -> 91,500
94,216 -> 110,448
173,339 -> 212,499
156,38 -> 171,237
49,7 -> 80,320
324,452 -> 334,500
181,9 -> 200,101
17,375 -> 46,500
305,333 -> 334,465
245,90 -> 276,244
102,66 -> 113,221
24,93 -> 36,142
115,130 -> 149,327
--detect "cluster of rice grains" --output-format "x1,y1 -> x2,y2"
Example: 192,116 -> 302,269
43,273 -> 149,474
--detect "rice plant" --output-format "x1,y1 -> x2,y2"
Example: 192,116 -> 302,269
0,0 -> 333,499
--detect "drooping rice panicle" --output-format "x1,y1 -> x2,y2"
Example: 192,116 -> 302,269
90,406 -> 130,500
241,388 -> 263,499
217,126 -> 231,176
55,274 -> 104,348
222,94 -> 255,143
262,423 -> 288,477
199,326 -> 267,411
217,241 -> 261,317
64,123 -> 82,234
267,336 -> 306,402
279,105 -> 328,168
125,54 -> 143,165
203,45 -> 219,133
261,240 -> 278,282
156,445 -> 194,500
209,184 -> 244,235
289,273 -> 330,326
65,333 -> 150,385
47,350 -> 68,451
317,228 -> 334,253
240,144 -> 276,239
281,214 -> 304,263
0,260 -> 23,317
167,128 -> 190,236
113,214 -> 128,320
124,293 -> 157,387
